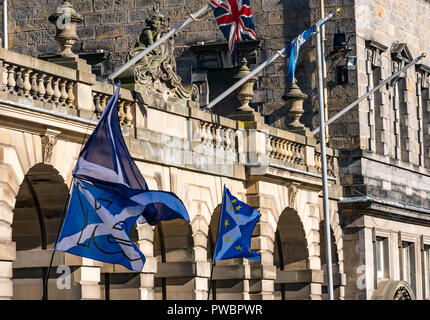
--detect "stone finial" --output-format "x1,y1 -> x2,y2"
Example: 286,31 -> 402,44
283,80 -> 308,130
49,1 -> 83,58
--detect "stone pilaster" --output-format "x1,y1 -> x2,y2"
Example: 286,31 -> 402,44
0,150 -> 19,299
137,223 -> 156,300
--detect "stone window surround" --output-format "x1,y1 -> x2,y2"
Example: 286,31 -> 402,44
364,39 -> 430,171
399,232 -> 420,296
373,228 -> 393,285
421,235 -> 430,299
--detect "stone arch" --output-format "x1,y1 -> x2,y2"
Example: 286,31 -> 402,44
12,163 -> 71,300
274,207 -> 311,300
153,218 -> 195,300
371,280 -> 415,300
0,130 -> 90,300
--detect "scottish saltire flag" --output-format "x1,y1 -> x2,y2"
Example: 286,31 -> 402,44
213,186 -> 261,263
285,15 -> 335,83
209,0 -> 257,55
56,85 -> 190,272
284,26 -> 315,83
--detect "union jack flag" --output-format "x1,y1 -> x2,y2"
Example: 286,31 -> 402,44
209,0 -> 257,55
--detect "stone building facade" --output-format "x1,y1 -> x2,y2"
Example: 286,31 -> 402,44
0,0 -> 430,301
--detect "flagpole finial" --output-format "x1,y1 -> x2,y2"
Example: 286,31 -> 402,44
422,52 -> 427,58
335,8 -> 341,14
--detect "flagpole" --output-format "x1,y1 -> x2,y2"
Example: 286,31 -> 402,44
202,9 -> 340,111
311,52 -> 427,136
104,4 -> 210,83
315,20 -> 334,300
320,0 -> 329,142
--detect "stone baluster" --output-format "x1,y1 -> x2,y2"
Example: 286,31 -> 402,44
59,80 -> 68,105
66,81 -> 75,107
45,76 -> 54,102
284,141 -> 291,163
207,124 -> 214,148
22,69 -> 32,97
294,144 -> 301,164
124,102 -> 133,125
15,67 -> 24,96
6,65 -> 16,94
225,128 -> 232,151
299,145 -> 305,165
199,122 -> 207,145
37,74 -> 46,101
52,78 -> 61,104
2,63 -> 8,91
215,125 -> 223,149
267,136 -> 273,158
118,100 -> 126,125
30,72 -> 39,99
93,93 -> 103,118
101,94 -> 109,111
280,139 -> 288,161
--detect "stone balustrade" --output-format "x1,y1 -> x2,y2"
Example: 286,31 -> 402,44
0,54 -> 77,108
0,48 -> 338,179
198,121 -> 236,152
267,135 -> 305,166
91,81 -> 135,125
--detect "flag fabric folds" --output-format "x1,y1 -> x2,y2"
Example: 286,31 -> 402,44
284,16 -> 335,83
284,26 -> 315,83
56,85 -> 190,272
209,0 -> 257,55
213,186 -> 261,263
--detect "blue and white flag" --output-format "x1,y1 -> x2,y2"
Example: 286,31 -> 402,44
56,85 -> 190,272
285,15 -> 335,83
213,186 -> 261,263
284,26 -> 315,83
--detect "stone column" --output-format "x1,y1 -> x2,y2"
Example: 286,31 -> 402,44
246,183 -> 277,300
73,262 -> 101,300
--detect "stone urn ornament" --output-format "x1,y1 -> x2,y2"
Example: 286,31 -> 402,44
48,0 -> 83,58
233,58 -> 258,113
283,80 -> 308,129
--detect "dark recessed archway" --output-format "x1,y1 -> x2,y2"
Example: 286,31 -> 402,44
274,208 -> 309,300
12,163 -> 69,300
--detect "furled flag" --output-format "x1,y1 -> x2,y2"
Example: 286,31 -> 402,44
212,186 -> 261,263
284,26 -> 315,83
55,85 -> 190,272
285,15 -> 336,83
209,0 -> 257,55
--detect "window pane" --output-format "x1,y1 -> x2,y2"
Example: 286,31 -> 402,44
376,237 -> 385,278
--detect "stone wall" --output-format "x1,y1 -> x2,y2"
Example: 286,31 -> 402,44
4,0 -> 355,131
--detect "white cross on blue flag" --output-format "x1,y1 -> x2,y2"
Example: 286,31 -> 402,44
56,85 -> 190,272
